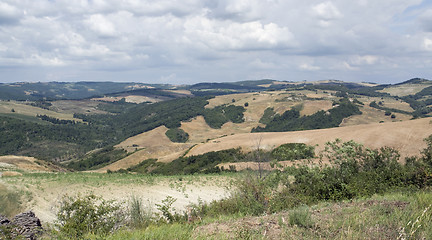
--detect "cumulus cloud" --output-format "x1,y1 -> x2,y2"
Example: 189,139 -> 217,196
85,14 -> 116,37
0,0 -> 431,83
424,38 -> 432,51
183,17 -> 294,51
350,55 -> 379,65
311,1 -> 343,27
299,63 -> 321,71
0,2 -> 22,24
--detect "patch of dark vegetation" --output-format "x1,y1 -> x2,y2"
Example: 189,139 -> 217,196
29,100 -> 52,110
36,114 -> 77,125
126,159 -> 162,174
203,105 -> 245,129
150,148 -> 246,175
369,101 -> 412,115
259,107 -> 276,125
129,143 -> 316,175
67,146 -> 129,171
95,99 -> 137,113
252,98 -> 361,132
165,128 -> 189,143
0,116 -> 106,161
75,96 -> 211,138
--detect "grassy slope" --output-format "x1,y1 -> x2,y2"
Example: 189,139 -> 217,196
81,190 -> 432,240
105,117 -> 432,172
187,117 -> 432,160
0,101 -> 82,122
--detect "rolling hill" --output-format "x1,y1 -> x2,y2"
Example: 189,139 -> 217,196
0,78 -> 431,171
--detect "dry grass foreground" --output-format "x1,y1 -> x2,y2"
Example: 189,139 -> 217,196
0,174 -> 233,224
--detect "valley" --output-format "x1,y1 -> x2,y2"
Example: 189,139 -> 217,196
1,78 -> 432,239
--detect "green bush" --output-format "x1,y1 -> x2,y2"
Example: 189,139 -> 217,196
54,194 -> 124,239
271,143 -> 315,161
289,206 -> 314,228
128,196 -> 153,228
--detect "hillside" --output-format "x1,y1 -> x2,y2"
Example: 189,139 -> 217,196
0,78 -> 431,169
0,155 -> 66,173
102,117 -> 432,172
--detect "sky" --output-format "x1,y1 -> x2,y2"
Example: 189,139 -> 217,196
0,0 -> 432,84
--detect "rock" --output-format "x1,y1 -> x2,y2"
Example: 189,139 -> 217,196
11,211 -> 43,240
0,214 -> 10,225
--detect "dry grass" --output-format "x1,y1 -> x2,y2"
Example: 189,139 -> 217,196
186,117 -> 432,161
300,100 -> 333,116
103,126 -> 193,171
92,95 -> 162,104
50,100 -> 107,115
0,100 -> 82,121
0,155 -> 65,172
379,84 -> 432,96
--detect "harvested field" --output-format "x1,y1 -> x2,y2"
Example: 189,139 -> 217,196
187,117 -> 432,161
104,126 -> 193,172
341,105 -> 412,126
379,84 -> 432,96
300,100 -> 333,116
0,101 -> 82,122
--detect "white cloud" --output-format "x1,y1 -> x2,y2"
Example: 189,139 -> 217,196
183,17 -> 294,51
85,14 -> 116,37
299,63 -> 321,71
0,0 -> 430,83
0,2 -> 22,24
350,55 -> 379,65
312,1 -> 342,27
424,38 -> 432,51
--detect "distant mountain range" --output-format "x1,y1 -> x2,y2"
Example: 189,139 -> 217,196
1,78 -> 430,101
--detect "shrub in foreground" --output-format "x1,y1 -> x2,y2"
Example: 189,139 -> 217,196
53,194 -> 124,239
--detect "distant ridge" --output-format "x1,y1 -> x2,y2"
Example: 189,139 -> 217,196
395,78 -> 431,85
